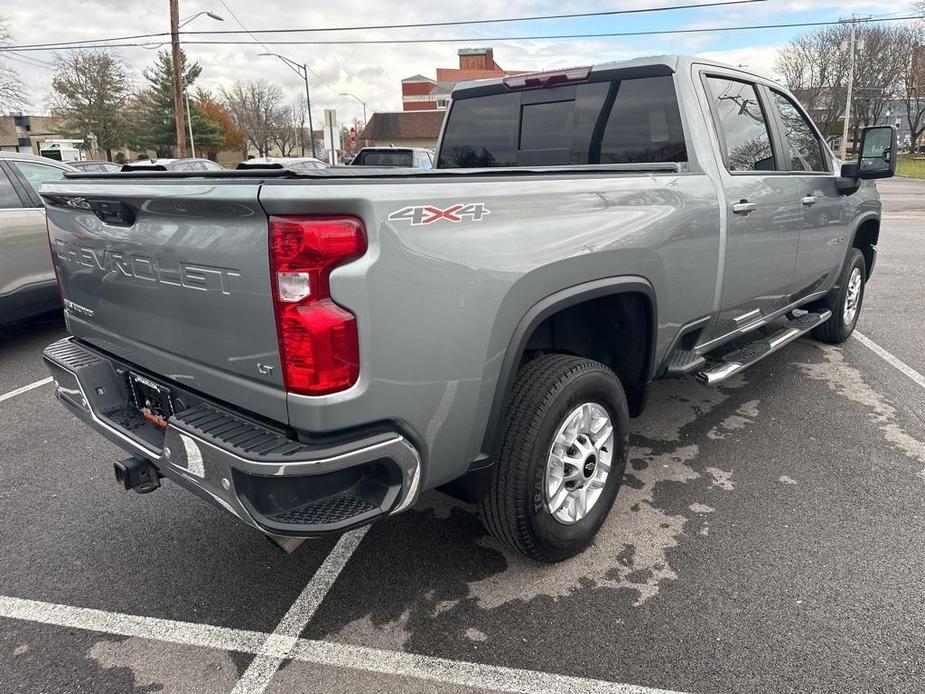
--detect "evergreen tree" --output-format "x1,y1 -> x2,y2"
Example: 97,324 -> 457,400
131,49 -> 223,157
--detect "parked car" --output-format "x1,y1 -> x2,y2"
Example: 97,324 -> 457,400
69,160 -> 122,173
123,158 -> 225,172
237,157 -> 329,172
350,147 -> 434,168
0,152 -> 76,326
40,55 -> 893,561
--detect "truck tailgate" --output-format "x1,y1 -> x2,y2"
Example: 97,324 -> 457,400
42,180 -> 288,422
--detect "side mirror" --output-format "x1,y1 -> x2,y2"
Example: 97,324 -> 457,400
857,125 -> 897,180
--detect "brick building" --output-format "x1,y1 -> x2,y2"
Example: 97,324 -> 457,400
401,48 -> 525,111
357,110 -> 445,149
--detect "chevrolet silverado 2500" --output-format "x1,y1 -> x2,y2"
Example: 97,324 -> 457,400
40,56 -> 895,561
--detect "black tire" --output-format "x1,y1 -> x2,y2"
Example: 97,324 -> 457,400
478,354 -> 630,562
811,248 -> 866,344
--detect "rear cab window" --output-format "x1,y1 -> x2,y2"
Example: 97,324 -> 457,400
437,75 -> 688,168
356,150 -> 413,167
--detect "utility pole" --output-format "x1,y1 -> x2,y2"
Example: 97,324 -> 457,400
303,65 -> 317,159
169,0 -> 188,158
840,15 -> 858,160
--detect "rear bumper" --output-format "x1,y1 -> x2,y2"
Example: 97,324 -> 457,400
43,337 -> 422,537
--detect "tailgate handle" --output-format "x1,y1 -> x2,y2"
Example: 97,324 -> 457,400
90,200 -> 136,226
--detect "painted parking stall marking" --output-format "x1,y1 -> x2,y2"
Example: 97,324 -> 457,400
854,331 -> 925,391
0,376 -> 53,403
0,593 -> 689,694
231,527 -> 369,694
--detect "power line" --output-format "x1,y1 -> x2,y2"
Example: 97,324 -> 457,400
216,0 -> 341,98
3,51 -> 54,68
187,0 -> 773,34
3,13 -> 924,52
1,0 -> 770,51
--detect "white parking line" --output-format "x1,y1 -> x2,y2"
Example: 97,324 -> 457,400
0,594 -> 688,694
0,594 -> 267,653
854,331 -> 925,391
292,639 -> 687,694
231,527 -> 369,694
0,376 -> 53,403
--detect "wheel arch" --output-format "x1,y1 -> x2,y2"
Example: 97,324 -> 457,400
849,213 -> 880,278
478,276 -> 656,463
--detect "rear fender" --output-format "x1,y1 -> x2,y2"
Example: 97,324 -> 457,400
477,276 -> 656,464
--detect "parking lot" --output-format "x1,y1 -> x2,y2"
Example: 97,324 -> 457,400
0,177 -> 923,694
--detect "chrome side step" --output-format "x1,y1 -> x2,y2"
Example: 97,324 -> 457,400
695,310 -> 831,385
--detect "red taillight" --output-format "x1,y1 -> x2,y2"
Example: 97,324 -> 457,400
269,215 -> 366,395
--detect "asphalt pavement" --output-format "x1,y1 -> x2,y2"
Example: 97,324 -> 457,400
0,177 -> 923,694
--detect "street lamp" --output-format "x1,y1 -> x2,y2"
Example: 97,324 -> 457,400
339,92 -> 368,126
169,6 -> 223,159
179,11 -> 224,27
259,52 -> 318,158
185,86 -> 196,158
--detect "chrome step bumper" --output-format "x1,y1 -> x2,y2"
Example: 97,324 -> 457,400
695,311 -> 831,385
43,337 -> 422,538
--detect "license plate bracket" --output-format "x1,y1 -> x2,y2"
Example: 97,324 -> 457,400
127,372 -> 175,429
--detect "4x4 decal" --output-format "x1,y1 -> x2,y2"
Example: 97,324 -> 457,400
388,202 -> 490,225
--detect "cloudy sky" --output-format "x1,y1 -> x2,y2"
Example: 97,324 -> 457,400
1,0 -> 920,125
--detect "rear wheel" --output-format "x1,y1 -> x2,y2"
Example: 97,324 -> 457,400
478,354 -> 629,562
811,248 -> 866,344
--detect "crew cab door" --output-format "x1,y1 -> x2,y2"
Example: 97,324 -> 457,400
765,88 -> 849,295
700,73 -> 801,338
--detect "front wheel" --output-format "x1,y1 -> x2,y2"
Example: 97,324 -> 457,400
811,248 -> 866,344
478,354 -> 629,562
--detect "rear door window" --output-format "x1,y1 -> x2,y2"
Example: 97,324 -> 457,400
9,160 -> 68,204
704,77 -> 776,172
0,169 -> 23,208
438,76 -> 687,168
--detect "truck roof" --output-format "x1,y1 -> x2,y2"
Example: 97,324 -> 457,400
451,54 -> 779,99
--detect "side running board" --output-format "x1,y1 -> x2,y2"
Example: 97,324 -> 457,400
695,310 -> 831,385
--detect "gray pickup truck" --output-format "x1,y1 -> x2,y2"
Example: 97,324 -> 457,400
40,55 -> 895,561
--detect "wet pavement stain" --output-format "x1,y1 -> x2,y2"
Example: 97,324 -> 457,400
313,373 -> 764,650
796,343 -> 925,479
87,635 -> 243,693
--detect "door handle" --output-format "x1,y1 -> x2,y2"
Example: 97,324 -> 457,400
732,201 -> 757,214
801,196 -> 818,206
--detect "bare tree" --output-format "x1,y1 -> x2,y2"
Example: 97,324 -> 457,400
0,18 -> 27,112
776,25 -> 850,137
220,79 -> 284,157
850,25 -> 911,143
777,22 -> 915,150
270,102 -> 306,157
896,20 -> 925,149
